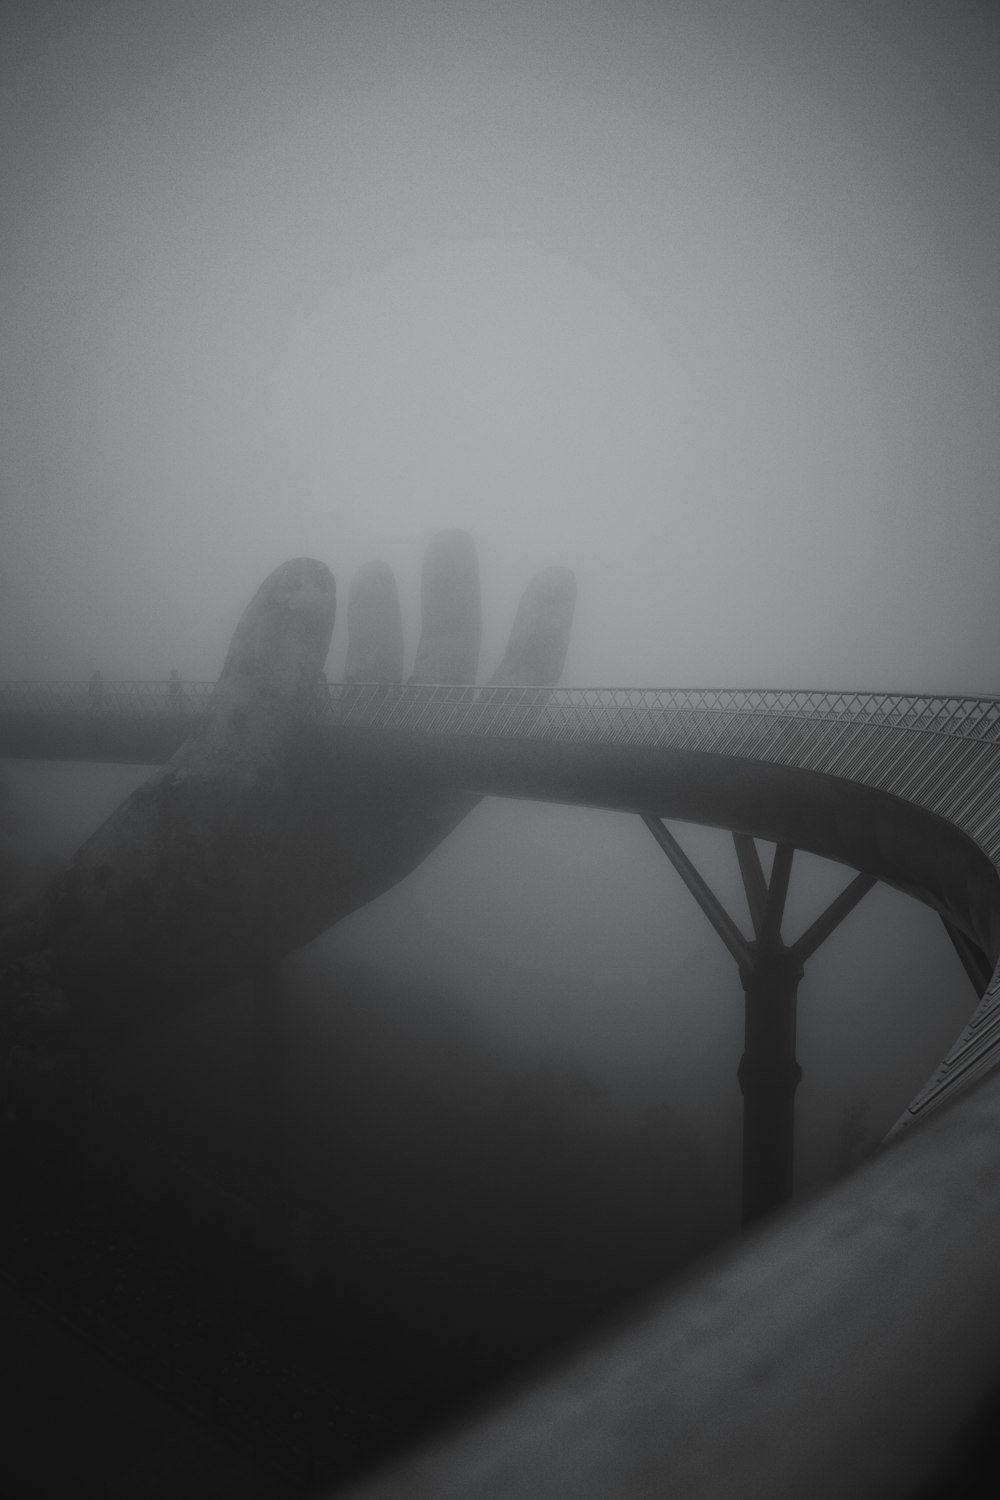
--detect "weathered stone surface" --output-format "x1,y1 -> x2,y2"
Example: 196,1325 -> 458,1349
345,561 -> 404,684
410,529 -> 482,684
490,567 -> 577,688
1,558 -> 336,1046
0,539 -> 576,1054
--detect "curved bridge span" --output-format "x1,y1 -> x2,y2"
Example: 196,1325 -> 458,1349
3,679 -> 1000,1132
7,678 -> 1000,1495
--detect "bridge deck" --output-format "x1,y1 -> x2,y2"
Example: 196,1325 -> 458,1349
4,680 -> 1000,1128
7,679 -> 1000,1495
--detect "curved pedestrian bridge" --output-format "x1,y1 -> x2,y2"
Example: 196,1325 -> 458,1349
3,679 -> 1000,1130
6,677 -> 1000,1496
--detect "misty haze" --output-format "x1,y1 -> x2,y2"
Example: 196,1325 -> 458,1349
2,1 -> 999,1494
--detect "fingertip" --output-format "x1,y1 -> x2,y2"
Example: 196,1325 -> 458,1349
490,566 -> 577,687
216,557 -> 336,701
411,530 -> 482,683
346,561 -> 404,683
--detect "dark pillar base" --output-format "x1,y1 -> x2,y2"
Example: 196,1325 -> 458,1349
738,946 -> 803,1227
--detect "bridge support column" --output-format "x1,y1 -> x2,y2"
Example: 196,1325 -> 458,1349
641,816 -> 876,1229
737,947 -> 803,1223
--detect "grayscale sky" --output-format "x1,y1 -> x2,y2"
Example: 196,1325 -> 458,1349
2,0 -> 998,689
2,0 -> 998,1212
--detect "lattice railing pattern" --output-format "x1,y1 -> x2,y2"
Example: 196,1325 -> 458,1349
0,679 -> 215,716
5,677 -> 1000,1128
7,675 -> 1000,866
6,680 -> 998,739
323,682 -> 1000,746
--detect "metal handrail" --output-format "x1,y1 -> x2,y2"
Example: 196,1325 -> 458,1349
2,680 -> 999,745
337,1063 -> 1000,1500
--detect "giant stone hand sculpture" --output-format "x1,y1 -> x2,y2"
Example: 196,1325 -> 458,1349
1,533 -> 575,1055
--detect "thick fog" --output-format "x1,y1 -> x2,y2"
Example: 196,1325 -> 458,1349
3,0 -> 1000,1225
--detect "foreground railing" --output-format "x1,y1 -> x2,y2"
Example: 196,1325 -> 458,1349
338,1065 -> 1000,1500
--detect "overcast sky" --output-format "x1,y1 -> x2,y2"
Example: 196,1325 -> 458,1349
3,1 -> 998,1212
2,0 -> 998,690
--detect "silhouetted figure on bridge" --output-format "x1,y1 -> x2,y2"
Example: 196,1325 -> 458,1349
87,670 -> 104,711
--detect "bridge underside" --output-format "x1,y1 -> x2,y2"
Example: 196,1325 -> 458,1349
0,709 -> 192,766
298,725 -> 1000,968
6,710 -> 995,965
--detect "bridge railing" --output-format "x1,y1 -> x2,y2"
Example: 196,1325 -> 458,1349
2,681 -> 1000,747
325,683 -> 1000,749
0,679 -> 215,717
335,1063 -> 1000,1500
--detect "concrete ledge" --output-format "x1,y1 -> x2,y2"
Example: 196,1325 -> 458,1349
339,1069 -> 1000,1500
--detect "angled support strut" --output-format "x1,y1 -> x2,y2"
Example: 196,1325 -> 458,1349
640,816 -> 751,967
642,816 -> 877,1227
